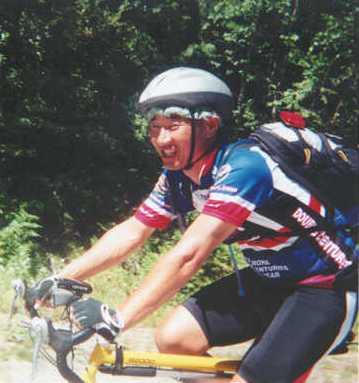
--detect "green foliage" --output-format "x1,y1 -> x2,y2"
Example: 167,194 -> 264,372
0,0 -> 199,249
0,0 -> 357,281
268,5 -> 357,136
181,0 -> 357,137
0,195 -> 45,277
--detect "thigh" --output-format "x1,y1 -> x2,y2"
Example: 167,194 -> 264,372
183,267 -> 292,347
239,288 -> 353,383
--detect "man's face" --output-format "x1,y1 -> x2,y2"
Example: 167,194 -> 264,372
148,115 -> 193,170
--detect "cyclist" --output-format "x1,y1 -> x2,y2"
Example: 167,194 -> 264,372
33,67 -> 357,383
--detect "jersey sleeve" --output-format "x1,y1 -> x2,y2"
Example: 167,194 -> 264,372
135,171 -> 177,230
202,148 -> 273,227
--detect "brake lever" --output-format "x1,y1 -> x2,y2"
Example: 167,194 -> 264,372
9,279 -> 26,320
11,277 -> 95,383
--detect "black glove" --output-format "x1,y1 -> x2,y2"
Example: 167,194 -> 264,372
27,276 -> 59,308
71,298 -> 124,341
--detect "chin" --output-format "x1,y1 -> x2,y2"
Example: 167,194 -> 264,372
161,159 -> 182,170
163,164 -> 181,170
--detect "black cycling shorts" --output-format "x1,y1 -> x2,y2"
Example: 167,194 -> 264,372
183,267 -> 357,383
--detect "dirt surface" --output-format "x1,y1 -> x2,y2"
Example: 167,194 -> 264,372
0,319 -> 358,383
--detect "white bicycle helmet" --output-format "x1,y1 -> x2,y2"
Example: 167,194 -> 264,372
138,67 -> 234,120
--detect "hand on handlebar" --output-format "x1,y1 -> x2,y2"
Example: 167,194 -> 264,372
11,277 -> 97,383
27,276 -> 93,312
70,298 -> 124,342
27,275 -> 59,311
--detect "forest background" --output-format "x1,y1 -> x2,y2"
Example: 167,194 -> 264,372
0,0 -> 357,314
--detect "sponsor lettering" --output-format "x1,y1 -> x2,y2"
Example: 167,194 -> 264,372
211,184 -> 239,193
291,208 -> 351,269
245,258 -> 289,279
292,207 -> 316,229
128,358 -> 155,366
250,259 -> 270,266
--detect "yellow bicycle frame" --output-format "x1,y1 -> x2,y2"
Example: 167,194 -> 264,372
82,343 -> 240,383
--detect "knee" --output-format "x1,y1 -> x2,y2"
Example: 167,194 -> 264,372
155,324 -> 182,353
155,322 -> 199,354
155,307 -> 209,355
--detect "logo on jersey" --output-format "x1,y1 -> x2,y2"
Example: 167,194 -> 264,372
192,189 -> 209,212
245,258 -> 289,279
216,164 -> 232,182
292,207 -> 351,269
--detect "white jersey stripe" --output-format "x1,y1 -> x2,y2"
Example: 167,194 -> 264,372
250,147 -> 315,209
145,199 -> 176,219
239,236 -> 299,251
150,193 -> 170,208
209,191 -> 256,211
247,211 -> 285,231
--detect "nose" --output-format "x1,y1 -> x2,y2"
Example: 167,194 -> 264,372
157,128 -> 172,145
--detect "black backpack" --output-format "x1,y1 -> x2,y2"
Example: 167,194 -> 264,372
250,112 -> 359,217
249,112 -> 358,291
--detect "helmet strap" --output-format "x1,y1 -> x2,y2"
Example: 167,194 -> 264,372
183,114 -> 197,170
183,113 -> 219,171
187,141 -> 219,169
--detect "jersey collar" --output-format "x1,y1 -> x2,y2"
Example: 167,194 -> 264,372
198,147 -> 219,184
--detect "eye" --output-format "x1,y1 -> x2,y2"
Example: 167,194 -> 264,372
168,124 -> 181,131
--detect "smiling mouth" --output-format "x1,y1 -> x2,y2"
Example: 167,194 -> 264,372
160,145 -> 177,158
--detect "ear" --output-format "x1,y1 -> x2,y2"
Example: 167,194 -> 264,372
203,116 -> 220,138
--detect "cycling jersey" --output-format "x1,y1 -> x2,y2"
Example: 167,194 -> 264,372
135,139 -> 357,287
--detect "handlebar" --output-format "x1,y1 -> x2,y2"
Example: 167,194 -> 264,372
47,321 -> 95,383
11,278 -> 95,383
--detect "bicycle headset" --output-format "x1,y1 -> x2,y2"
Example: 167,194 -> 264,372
137,67 -> 234,170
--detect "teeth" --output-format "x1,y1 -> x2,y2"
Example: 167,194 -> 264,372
162,146 -> 176,157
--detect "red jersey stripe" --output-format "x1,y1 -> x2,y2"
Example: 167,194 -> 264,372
203,201 -> 251,227
135,204 -> 171,229
309,195 -> 322,214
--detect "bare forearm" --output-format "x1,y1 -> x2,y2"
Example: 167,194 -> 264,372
118,214 -> 236,330
119,246 -> 205,329
59,217 -> 154,281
